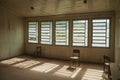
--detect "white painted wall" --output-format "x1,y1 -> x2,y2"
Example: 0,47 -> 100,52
0,6 -> 24,60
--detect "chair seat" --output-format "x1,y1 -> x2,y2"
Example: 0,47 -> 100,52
70,57 -> 79,60
105,63 -> 110,66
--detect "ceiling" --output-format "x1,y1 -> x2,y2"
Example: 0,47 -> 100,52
0,0 -> 116,17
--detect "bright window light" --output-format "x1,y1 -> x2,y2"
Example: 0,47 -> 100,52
31,63 -> 59,73
0,58 -> 25,65
28,22 -> 38,43
73,20 -> 88,46
92,19 -> 110,47
55,21 -> 69,45
81,69 -> 103,80
13,60 -> 40,69
41,22 -> 52,45
54,66 -> 81,78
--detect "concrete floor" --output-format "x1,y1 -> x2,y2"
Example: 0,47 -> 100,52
0,56 -> 105,80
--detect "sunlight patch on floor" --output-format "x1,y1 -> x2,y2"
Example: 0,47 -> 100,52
81,69 -> 104,80
54,66 -> 81,78
0,57 -> 25,65
31,63 -> 59,73
13,60 -> 40,68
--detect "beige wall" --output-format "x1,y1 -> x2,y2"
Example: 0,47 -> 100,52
25,11 -> 115,63
115,1 -> 120,63
0,7 -> 24,60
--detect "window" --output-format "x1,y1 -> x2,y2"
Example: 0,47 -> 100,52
41,22 -> 52,44
55,21 -> 69,45
92,19 -> 110,47
28,22 -> 38,43
73,20 -> 88,46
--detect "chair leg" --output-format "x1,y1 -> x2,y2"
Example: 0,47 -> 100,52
72,61 -> 75,67
103,65 -> 105,72
77,61 -> 80,67
74,61 -> 77,68
70,60 -> 72,68
70,60 -> 80,68
75,61 -> 76,68
70,60 -> 75,68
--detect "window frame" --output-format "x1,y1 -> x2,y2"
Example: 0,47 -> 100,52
91,18 -> 111,48
27,21 -> 38,44
55,20 -> 70,46
40,21 -> 53,45
72,19 -> 89,47
26,16 -> 113,49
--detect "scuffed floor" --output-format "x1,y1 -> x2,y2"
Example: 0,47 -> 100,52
0,55 -> 105,80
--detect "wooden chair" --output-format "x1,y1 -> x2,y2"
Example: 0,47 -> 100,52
70,49 -> 80,68
103,55 -> 111,80
103,55 -> 110,73
34,46 -> 41,57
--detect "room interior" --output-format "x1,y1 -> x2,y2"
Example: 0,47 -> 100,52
0,0 -> 120,80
